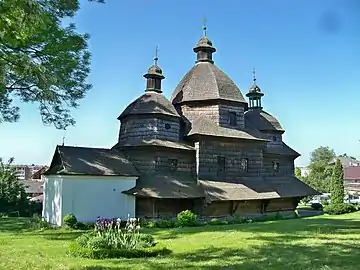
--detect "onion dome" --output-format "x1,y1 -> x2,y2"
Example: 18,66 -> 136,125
246,68 -> 264,109
171,21 -> 246,106
118,49 -> 180,120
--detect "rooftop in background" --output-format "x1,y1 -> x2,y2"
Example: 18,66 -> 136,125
344,166 -> 360,180
329,156 -> 360,168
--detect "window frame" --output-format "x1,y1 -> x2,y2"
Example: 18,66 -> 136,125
272,161 -> 280,172
217,156 -> 226,175
168,158 -> 178,172
228,111 -> 237,126
240,158 -> 249,172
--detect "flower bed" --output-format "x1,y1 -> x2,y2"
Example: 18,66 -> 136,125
68,216 -> 171,259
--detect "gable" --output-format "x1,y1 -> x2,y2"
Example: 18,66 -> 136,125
44,145 -> 139,177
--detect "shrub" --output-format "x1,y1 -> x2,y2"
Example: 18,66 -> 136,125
311,203 -> 323,211
232,215 -> 244,224
321,199 -> 329,206
208,218 -> 228,226
324,203 -> 357,215
63,214 -> 77,228
75,222 -> 94,230
156,219 -> 177,228
177,210 -> 197,227
68,242 -> 171,259
29,215 -> 52,230
69,216 -> 168,259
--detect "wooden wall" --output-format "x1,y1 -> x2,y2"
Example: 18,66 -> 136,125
136,198 -> 196,218
176,100 -> 245,130
262,154 -> 295,177
196,138 -> 264,180
118,115 -> 180,143
120,147 -> 196,176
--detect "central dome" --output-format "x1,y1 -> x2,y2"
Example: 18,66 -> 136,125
171,62 -> 247,105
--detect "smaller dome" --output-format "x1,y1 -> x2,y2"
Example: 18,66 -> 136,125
118,92 -> 180,120
147,64 -> 163,76
193,36 -> 216,53
249,84 -> 262,93
245,110 -> 284,133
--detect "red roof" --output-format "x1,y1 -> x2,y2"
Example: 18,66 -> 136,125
344,166 -> 360,180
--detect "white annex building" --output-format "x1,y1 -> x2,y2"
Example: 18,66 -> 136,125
42,146 -> 138,226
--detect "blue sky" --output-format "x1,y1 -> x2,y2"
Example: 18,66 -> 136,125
1,0 -> 359,166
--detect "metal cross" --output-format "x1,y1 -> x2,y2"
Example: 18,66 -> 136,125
154,45 -> 159,65
62,136 -> 65,146
252,68 -> 257,83
203,16 -> 207,36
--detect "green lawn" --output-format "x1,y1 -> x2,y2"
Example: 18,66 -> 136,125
1,213 -> 360,270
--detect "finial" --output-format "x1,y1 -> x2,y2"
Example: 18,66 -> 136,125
154,46 -> 159,65
62,136 -> 65,146
203,16 -> 207,36
252,68 -> 257,84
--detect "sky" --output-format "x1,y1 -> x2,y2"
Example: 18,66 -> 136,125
1,0 -> 360,167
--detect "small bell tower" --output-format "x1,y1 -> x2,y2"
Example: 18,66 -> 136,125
143,46 -> 165,93
246,68 -> 264,110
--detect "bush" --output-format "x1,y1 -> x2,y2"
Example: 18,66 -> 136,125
68,241 -> 171,259
69,216 -> 169,259
29,215 -> 52,230
63,213 -> 77,228
177,210 -> 197,227
311,203 -> 323,211
324,203 -> 357,215
208,218 -> 228,226
156,219 -> 177,228
75,222 -> 94,230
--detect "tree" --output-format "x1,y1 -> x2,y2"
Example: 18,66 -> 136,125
330,159 -> 344,205
0,0 -> 103,129
310,146 -> 336,164
294,167 -> 302,179
0,157 -> 27,213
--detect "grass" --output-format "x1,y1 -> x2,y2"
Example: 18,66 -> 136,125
1,213 -> 360,270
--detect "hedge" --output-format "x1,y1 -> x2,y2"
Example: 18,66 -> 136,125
68,242 -> 172,259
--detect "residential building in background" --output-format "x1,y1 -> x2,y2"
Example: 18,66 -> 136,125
329,156 -> 360,168
344,166 -> 360,194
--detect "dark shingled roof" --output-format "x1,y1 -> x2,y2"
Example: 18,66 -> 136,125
199,176 -> 319,202
44,145 -> 139,176
171,62 -> 247,105
263,142 -> 300,157
118,92 -> 180,120
187,116 -> 268,142
113,139 -> 195,151
123,174 -> 204,199
245,109 -> 284,133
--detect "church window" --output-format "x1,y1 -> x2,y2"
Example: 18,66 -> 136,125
165,123 -> 171,130
168,159 -> 178,172
155,157 -> 161,170
273,161 -> 279,172
228,112 -> 237,126
217,156 -> 226,175
240,158 -> 248,172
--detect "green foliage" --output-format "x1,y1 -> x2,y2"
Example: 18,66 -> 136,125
324,203 -> 357,215
69,217 -> 168,259
177,210 -> 197,227
311,203 -> 323,211
63,214 -> 77,228
294,167 -> 302,179
330,159 -> 345,205
68,241 -> 171,259
156,219 -> 177,228
310,146 -> 336,164
0,157 -> 29,214
0,0 -> 104,129
29,214 -> 52,230
208,218 -> 228,226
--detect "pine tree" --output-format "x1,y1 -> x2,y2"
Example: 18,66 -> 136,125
330,159 -> 344,205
